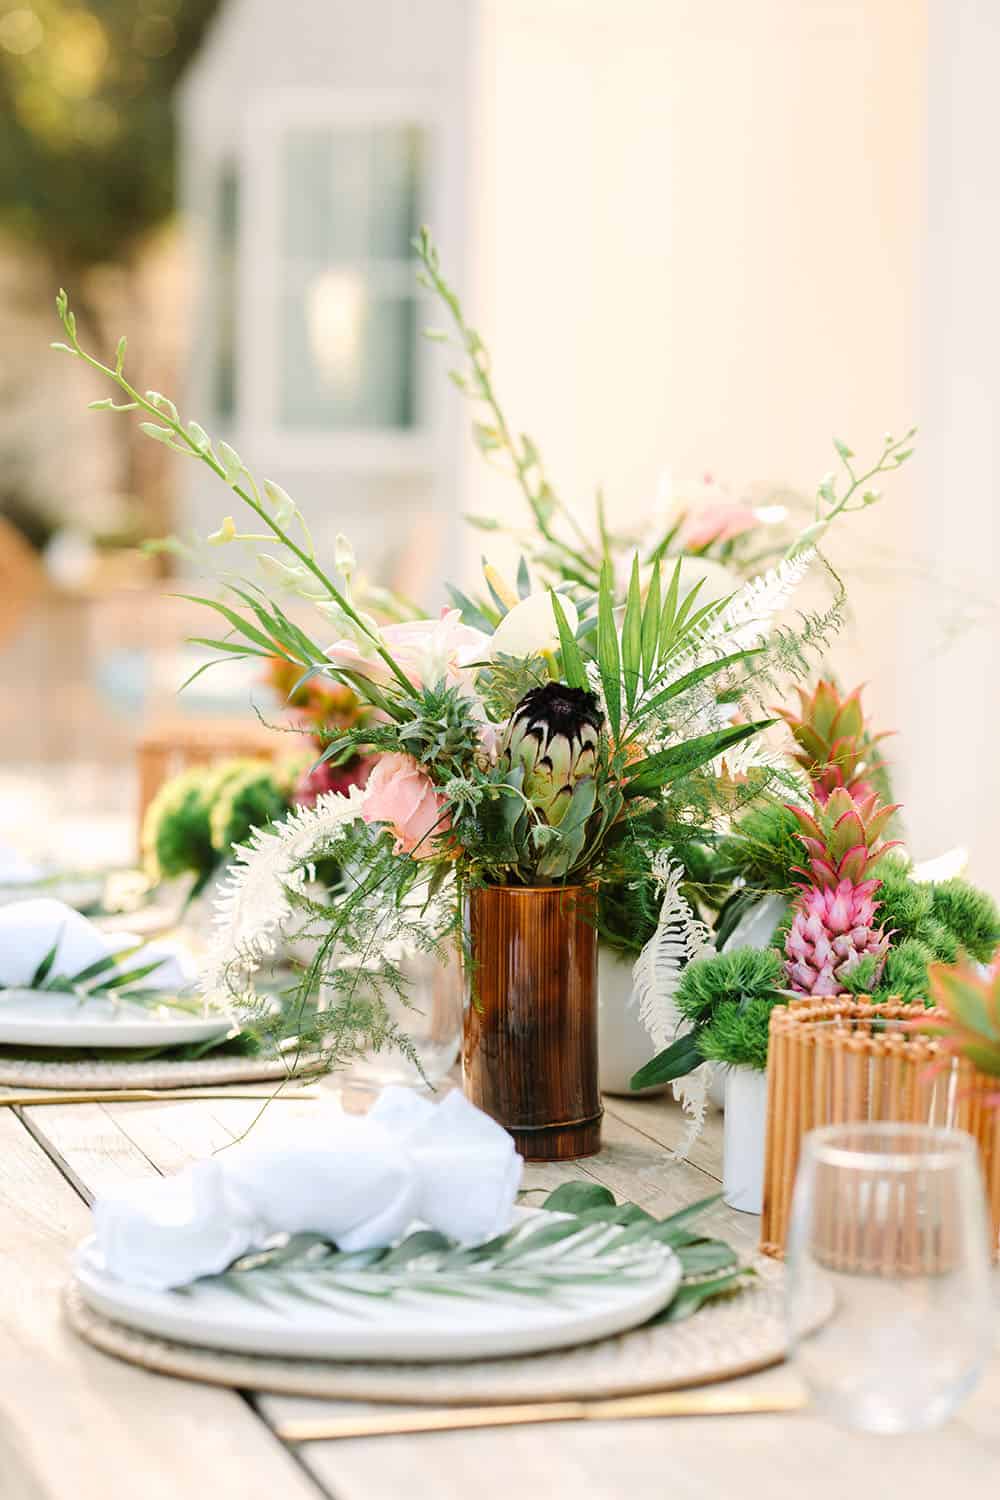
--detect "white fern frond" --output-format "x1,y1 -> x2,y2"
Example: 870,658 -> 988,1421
632,853 -> 711,1052
201,785 -> 369,1000
670,1066 -> 713,1161
667,549 -> 816,693
699,548 -> 815,656
630,853 -> 713,1157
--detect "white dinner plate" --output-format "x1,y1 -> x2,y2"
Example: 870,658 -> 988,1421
0,989 -> 232,1049
72,1213 -> 683,1362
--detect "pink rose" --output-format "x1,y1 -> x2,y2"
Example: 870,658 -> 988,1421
327,609 -> 489,694
681,502 -> 758,550
362,752 -> 452,859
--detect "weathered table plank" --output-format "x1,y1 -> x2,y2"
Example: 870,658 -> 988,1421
0,1108 -> 325,1500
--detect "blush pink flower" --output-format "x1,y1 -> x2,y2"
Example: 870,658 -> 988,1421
362,752 -> 452,860
681,502 -> 758,550
326,609 -> 489,694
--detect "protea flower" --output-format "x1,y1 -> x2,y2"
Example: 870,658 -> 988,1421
502,684 -> 602,825
775,679 -> 891,806
783,787 -> 901,997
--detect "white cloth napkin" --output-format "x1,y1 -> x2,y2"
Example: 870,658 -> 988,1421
0,841 -> 42,885
90,1088 -> 524,1291
0,898 -> 195,992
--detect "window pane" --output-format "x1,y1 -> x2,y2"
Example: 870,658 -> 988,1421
369,126 -> 423,259
282,129 -> 372,264
278,123 -> 424,430
279,288 -> 416,430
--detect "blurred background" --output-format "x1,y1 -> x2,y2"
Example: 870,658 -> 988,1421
0,0 -> 996,886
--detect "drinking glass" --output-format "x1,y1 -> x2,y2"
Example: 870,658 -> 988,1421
786,1123 -> 994,1433
332,944 -> 463,1096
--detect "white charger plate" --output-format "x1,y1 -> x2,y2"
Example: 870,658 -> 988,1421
0,990 -> 232,1049
72,1214 -> 683,1363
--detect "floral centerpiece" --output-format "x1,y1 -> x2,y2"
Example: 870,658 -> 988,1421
53,232 -> 916,1160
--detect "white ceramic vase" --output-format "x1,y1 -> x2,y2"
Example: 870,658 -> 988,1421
597,947 -> 667,1096
722,1064 -> 769,1214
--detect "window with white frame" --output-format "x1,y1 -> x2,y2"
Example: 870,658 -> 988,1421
277,123 -> 425,432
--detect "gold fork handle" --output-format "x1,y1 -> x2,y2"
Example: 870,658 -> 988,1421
277,1388 -> 805,1443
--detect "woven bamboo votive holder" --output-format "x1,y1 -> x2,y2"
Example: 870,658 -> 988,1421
760,998 -> 1000,1259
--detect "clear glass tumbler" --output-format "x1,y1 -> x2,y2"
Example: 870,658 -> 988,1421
335,945 -> 463,1096
786,1123 -> 995,1433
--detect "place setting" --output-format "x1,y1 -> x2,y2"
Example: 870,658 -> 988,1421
0,895 -> 321,1097
64,1084 -> 797,1416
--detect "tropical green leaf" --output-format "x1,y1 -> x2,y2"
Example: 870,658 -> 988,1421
597,559 -> 621,739
445,584 -> 498,635
624,720 -> 774,797
657,558 -> 684,662
549,591 -> 588,691
641,559 -> 661,682
630,1031 -> 705,1090
621,553 -> 643,713
516,556 -> 531,599
639,648 -> 763,720
172,594 -> 278,655
30,940 -> 60,988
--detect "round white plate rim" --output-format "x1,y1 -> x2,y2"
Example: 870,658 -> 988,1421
0,989 -> 232,1048
72,1221 -> 683,1363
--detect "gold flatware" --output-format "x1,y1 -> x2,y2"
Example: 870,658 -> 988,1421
0,1088 -> 320,1106
276,1387 -> 806,1442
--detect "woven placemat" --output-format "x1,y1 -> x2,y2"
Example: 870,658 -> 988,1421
65,1260 -> 794,1403
0,1053 -> 325,1091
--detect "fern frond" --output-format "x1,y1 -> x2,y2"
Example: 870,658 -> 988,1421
202,785 -> 369,1000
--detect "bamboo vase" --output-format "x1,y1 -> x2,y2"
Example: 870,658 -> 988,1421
463,884 -> 602,1161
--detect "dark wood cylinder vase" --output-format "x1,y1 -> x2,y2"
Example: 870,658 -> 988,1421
463,884 -> 602,1162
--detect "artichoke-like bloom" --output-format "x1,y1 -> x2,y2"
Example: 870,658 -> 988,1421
502,684 -> 603,827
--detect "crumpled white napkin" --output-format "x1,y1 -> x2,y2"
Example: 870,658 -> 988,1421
90,1087 -> 524,1291
0,898 -> 194,993
0,841 -> 43,885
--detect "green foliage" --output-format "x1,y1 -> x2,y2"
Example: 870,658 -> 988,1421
142,759 -> 291,890
630,947 -> 786,1088
597,834 -> 721,959
142,766 -> 217,885
210,767 -> 289,856
214,1182 -> 748,1319
699,997 -> 774,1071
392,682 -> 487,777
477,653 -> 551,723
873,857 -> 933,937
877,939 -> 938,1005
929,878 -> 1000,964
715,800 -> 804,894
674,947 -> 786,1028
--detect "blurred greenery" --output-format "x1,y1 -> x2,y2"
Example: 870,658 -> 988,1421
0,0 -> 220,271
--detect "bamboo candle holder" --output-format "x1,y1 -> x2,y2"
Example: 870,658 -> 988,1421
760,998 -> 1000,1259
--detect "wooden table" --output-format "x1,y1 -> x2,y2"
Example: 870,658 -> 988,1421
2,1087 -> 999,1500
